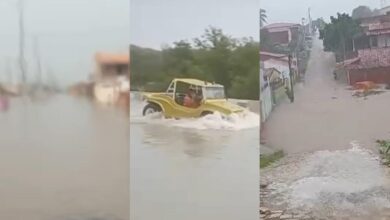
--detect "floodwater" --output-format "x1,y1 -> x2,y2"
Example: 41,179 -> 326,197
0,95 -> 129,220
130,93 -> 259,220
263,36 -> 390,154
261,37 -> 390,218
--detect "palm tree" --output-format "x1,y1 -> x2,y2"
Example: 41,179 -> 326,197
260,9 -> 267,28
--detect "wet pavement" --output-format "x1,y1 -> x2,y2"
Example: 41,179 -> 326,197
261,37 -> 390,219
0,95 -> 129,220
130,94 -> 259,220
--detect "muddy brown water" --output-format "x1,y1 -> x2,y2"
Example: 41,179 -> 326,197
130,96 -> 259,220
0,95 -> 129,220
263,37 -> 390,154
261,37 -> 390,219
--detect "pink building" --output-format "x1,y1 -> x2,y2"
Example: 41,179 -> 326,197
338,47 -> 390,85
261,23 -> 301,45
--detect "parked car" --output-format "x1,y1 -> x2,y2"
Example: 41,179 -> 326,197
142,78 -> 244,118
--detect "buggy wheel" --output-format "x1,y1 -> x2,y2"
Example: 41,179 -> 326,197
142,103 -> 161,116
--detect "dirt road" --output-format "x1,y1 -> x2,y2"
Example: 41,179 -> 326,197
260,37 -> 390,220
263,37 -> 390,154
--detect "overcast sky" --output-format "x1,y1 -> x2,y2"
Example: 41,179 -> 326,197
261,0 -> 382,24
130,0 -> 259,50
0,0 -> 129,87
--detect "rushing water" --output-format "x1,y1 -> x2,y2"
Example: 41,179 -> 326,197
130,93 -> 259,220
0,95 -> 129,220
261,37 -> 390,219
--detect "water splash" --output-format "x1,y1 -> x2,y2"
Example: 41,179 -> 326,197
130,94 -> 259,130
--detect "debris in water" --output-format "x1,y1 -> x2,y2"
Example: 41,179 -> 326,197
352,90 -> 385,98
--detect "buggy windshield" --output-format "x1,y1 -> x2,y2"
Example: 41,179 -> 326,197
204,86 -> 225,99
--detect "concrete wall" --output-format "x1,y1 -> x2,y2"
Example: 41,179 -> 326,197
263,59 -> 290,79
268,31 -> 290,45
348,67 -> 390,85
260,85 -> 273,123
271,86 -> 287,105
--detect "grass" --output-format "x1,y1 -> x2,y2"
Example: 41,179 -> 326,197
376,140 -> 390,166
260,150 -> 285,169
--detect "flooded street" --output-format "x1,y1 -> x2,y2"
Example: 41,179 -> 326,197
261,37 -> 390,219
0,95 -> 129,220
263,37 -> 390,154
130,94 -> 259,220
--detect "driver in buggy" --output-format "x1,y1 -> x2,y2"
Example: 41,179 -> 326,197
183,87 -> 201,108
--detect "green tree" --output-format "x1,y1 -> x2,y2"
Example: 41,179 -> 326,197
320,13 -> 362,61
193,27 -> 237,90
162,40 -> 201,78
130,45 -> 163,90
312,18 -> 326,31
229,40 -> 259,100
130,27 -> 259,99
352,5 -> 372,19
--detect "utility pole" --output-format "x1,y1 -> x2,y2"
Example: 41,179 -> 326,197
308,7 -> 312,35
288,54 -> 295,103
17,0 -> 26,86
259,8 -> 262,101
33,36 -> 42,86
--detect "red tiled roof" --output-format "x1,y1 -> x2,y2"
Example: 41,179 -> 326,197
368,22 -> 390,31
336,57 -> 360,69
342,48 -> 390,69
260,51 -> 287,58
262,23 -> 300,33
366,22 -> 390,35
263,23 -> 300,29
359,14 -> 390,25
260,51 -> 289,62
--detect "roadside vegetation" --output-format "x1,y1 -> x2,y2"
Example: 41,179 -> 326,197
319,13 -> 362,62
318,5 -> 382,62
260,150 -> 284,169
377,140 -> 390,165
131,26 -> 259,100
